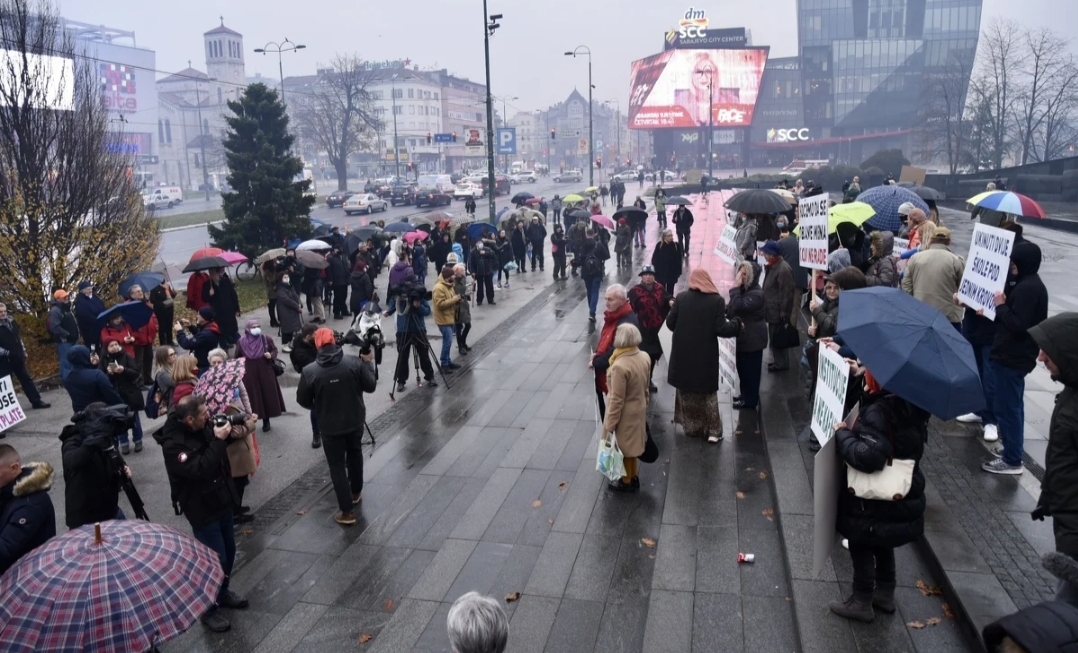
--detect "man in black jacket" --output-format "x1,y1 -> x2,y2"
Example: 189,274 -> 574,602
468,241 -> 498,306
328,247 -> 350,320
982,240 -> 1049,475
154,395 -> 254,633
201,268 -> 241,347
672,204 -> 694,258
775,220 -> 808,326
60,403 -> 132,527
296,328 -> 377,526
0,445 -> 55,575
0,303 -> 49,410
526,216 -> 547,272
761,241 -> 796,371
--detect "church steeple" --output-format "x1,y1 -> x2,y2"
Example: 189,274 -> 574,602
203,19 -> 245,87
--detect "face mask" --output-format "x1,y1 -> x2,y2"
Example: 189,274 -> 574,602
281,277 -> 290,284
249,328 -> 262,336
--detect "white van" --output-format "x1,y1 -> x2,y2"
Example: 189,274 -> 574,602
152,185 -> 183,203
144,188 -> 178,209
417,174 -> 454,192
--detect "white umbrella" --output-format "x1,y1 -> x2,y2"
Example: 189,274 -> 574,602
296,239 -> 332,251
448,214 -> 476,227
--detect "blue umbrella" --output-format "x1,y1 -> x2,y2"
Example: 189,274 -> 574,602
383,221 -> 417,234
465,221 -> 498,242
119,272 -> 165,300
836,287 -> 983,420
98,301 -> 155,330
857,185 -> 929,232
496,206 -> 510,221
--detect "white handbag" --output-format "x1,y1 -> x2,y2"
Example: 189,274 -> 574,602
846,458 -> 915,501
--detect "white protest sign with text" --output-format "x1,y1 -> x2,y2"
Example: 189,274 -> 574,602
811,347 -> 850,446
714,211 -> 741,265
798,194 -> 830,270
958,224 -> 1016,321
719,337 -> 740,395
0,376 -> 27,433
892,237 -> 909,258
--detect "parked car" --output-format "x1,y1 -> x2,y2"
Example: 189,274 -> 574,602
343,193 -> 389,215
510,170 -> 537,184
644,170 -> 678,182
479,175 -> 512,196
143,190 -> 175,210
390,185 -> 417,206
326,189 -> 357,208
454,183 -> 484,200
415,187 -> 453,207
554,170 -> 583,183
612,171 -> 639,182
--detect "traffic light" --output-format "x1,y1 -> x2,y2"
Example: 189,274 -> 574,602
426,133 -> 432,145
595,157 -> 602,169
550,128 -> 556,140
626,158 -> 631,167
451,132 -> 457,142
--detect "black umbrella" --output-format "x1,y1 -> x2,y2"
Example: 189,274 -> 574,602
182,256 -> 228,273
118,272 -> 165,299
612,206 -> 648,223
666,196 -> 691,206
565,208 -> 591,221
724,189 -> 791,215
511,192 -> 534,204
312,224 -> 332,237
349,225 -> 383,240
898,183 -> 945,201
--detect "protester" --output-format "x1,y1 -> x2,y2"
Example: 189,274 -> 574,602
982,600 -> 1078,653
73,281 -> 105,352
175,306 -> 223,372
494,231 -> 513,289
433,267 -> 462,372
469,240 -> 498,305
728,261 -> 767,411
627,266 -> 672,393
327,247 -> 350,320
452,264 -> 473,357
47,289 -> 79,382
654,189 -> 667,229
234,319 -> 285,433
149,280 -> 176,346
431,233 -> 452,275
902,207 -> 929,250
296,328 -> 377,526
651,229 -> 683,297
901,227 -> 965,329
550,224 -> 568,281
155,395 -> 252,633
776,219 -> 807,323
591,285 -> 639,419
387,276 -> 437,392
301,263 -> 326,324
982,240 -> 1049,475
864,231 -> 898,288
59,403 -> 132,527
955,303 -> 1000,441
99,338 -> 145,454
666,270 -> 743,442
526,216 -> 547,272
844,177 -> 862,202
169,353 -> 200,409
152,345 -> 177,413
126,285 -> 159,385
63,345 -> 123,414
761,241 -> 796,372
614,218 -> 632,270
0,445 -> 55,575
202,268 -> 241,346
349,260 -> 375,318
830,373 -> 928,623
601,324 -> 651,492
186,271 -> 209,313
510,222 -> 527,274
274,271 -> 303,353
0,303 -> 49,410
971,182 -> 1007,228
672,203 -> 694,257
447,592 -> 509,653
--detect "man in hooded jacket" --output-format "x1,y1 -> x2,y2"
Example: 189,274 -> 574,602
1029,312 -> 1078,602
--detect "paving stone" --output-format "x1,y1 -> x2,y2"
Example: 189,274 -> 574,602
564,534 -> 623,602
524,531 -> 584,598
252,602 -> 330,653
300,544 -> 382,606
500,418 -> 556,469
542,598 -> 605,653
408,539 -> 479,602
741,594 -> 798,653
641,590 -> 693,653
789,579 -> 859,653
443,540 -> 514,601
365,598 -> 441,653
652,523 -> 697,591
591,595 -> 650,653
695,525 -> 742,594
384,475 -> 470,550
357,474 -> 439,546
505,595 -> 560,653
691,592 -> 743,653
482,469 -> 553,544
449,467 -> 523,541
487,545 -> 544,621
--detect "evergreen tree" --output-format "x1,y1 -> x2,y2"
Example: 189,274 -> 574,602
210,83 -> 314,258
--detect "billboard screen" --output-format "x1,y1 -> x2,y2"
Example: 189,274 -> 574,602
628,48 -> 768,129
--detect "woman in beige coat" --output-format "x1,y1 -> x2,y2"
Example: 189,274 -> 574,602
602,323 -> 652,492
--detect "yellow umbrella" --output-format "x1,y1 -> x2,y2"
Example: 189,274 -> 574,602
794,202 -> 876,236
563,194 -> 585,203
584,186 -> 599,193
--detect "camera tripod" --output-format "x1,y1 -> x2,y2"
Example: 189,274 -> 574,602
389,311 -> 451,401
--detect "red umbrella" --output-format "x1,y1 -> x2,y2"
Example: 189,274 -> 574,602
403,231 -> 429,244
524,198 -> 542,206
189,247 -> 223,263
590,214 -> 615,230
219,251 -> 249,265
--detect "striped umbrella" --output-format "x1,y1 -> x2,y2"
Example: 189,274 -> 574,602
966,191 -> 1046,218
858,185 -> 929,232
0,521 -> 223,652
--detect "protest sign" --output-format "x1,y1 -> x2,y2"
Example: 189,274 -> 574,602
811,346 -> 850,446
957,223 -> 1016,321
813,404 -> 859,579
0,376 -> 27,433
714,222 -> 740,266
892,237 -> 910,257
798,194 -> 830,270
719,337 -> 740,395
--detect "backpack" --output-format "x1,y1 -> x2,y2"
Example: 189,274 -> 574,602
144,379 -> 163,419
583,253 -> 603,279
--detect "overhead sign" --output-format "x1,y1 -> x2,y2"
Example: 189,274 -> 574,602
0,376 -> 27,433
665,25 -> 748,50
496,127 -> 517,155
137,155 -> 159,165
798,195 -> 830,271
433,132 -> 453,144
767,127 -> 811,143
958,224 -> 1016,321
811,347 -> 850,447
680,131 -> 699,144
577,138 -> 588,155
465,128 -> 484,155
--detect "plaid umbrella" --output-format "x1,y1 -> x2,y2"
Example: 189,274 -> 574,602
448,213 -> 476,228
859,185 -> 929,232
195,358 -> 246,414
0,521 -> 223,652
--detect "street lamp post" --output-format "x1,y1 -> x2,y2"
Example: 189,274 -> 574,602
193,75 -> 217,202
695,69 -> 714,180
497,95 -> 517,173
253,38 -> 306,103
483,5 -> 502,224
565,46 -> 593,187
605,99 -> 621,170
391,74 -> 401,180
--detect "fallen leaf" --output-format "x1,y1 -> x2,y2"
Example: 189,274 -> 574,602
238,528 -> 253,536
916,579 -> 943,596
745,467 -> 755,472
942,602 -> 955,619
736,491 -> 746,500
641,537 -> 656,548
926,617 -> 941,626
548,519 -> 554,525
762,508 -> 774,517
907,620 -> 925,629
758,471 -> 768,480
648,554 -> 656,559
296,510 -> 307,516
383,599 -> 395,612
505,592 -> 521,603
558,481 -> 567,490
785,597 -> 791,602
359,633 -> 373,644
532,499 -> 542,508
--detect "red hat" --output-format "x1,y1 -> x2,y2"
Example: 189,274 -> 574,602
314,328 -> 336,348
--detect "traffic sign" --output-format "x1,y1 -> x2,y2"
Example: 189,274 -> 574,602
137,155 -> 159,165
433,132 -> 453,144
496,127 -> 517,155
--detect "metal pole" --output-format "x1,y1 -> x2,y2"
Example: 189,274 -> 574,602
196,88 -> 210,201
502,97 -> 508,174
483,0 -> 497,224
707,80 -> 713,180
278,53 -> 285,102
392,78 -> 400,180
587,55 -> 593,187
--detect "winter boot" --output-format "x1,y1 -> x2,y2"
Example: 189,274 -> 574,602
872,581 -> 897,614
828,591 -> 875,623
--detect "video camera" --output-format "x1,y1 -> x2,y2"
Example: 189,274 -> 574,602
213,413 -> 249,428
392,278 -> 433,304
68,404 -> 148,520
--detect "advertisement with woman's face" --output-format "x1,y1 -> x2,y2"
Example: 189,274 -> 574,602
628,48 -> 768,129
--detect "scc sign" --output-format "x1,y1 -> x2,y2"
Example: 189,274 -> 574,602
767,127 -> 811,143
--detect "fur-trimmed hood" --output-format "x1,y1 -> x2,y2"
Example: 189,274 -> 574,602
11,462 -> 54,497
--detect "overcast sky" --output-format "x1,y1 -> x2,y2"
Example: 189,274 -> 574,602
67,0 -> 1076,116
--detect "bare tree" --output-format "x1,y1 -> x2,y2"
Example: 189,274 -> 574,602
293,54 -> 383,190
917,54 -> 974,174
1033,59 -> 1078,161
1010,27 -> 1075,164
0,0 -> 157,329
975,18 -> 1024,169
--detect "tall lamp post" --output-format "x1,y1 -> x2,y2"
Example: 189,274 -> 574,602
604,99 -> 621,170
194,74 -> 217,202
496,95 -> 517,173
694,67 -> 714,180
483,5 -> 502,224
564,46 -> 593,187
390,74 -> 401,180
253,38 -> 306,103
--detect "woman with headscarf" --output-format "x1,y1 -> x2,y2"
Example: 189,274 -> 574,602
233,318 -> 285,432
651,229 -> 683,296
727,261 -> 767,410
666,270 -> 743,442
601,323 -> 652,493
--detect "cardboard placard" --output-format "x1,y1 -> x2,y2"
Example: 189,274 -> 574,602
957,224 -> 1016,321
892,237 -> 910,258
798,194 -> 830,270
813,404 -> 859,579
811,347 -> 850,446
899,165 -> 927,185
714,223 -> 740,265
0,376 -> 27,433
719,337 -> 740,395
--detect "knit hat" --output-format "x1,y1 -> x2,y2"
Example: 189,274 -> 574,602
197,306 -> 216,322
898,202 -> 915,216
827,248 -> 852,274
77,281 -> 93,291
760,241 -> 783,257
314,327 -> 336,349
52,289 -> 69,300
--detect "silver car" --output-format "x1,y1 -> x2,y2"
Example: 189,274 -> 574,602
343,193 -> 389,215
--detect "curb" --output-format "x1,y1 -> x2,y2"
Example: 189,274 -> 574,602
159,220 -> 224,234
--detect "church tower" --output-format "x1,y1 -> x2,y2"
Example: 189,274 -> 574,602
204,18 -> 245,88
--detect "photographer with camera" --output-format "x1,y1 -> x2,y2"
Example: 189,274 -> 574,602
60,403 -> 139,528
99,338 -> 146,455
154,394 -> 254,633
296,328 -> 376,526
385,274 -> 437,393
